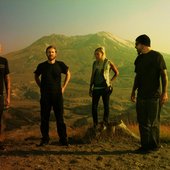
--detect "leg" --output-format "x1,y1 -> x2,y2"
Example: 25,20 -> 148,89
147,99 -> 161,149
0,96 -> 4,150
52,92 -> 67,145
92,90 -> 101,127
40,93 -> 51,142
0,95 -> 4,136
136,99 -> 150,150
102,90 -> 110,124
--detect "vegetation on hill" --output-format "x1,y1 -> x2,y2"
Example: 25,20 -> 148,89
5,32 -> 170,123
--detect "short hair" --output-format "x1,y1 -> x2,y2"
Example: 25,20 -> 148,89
46,45 -> 57,54
136,34 -> 151,47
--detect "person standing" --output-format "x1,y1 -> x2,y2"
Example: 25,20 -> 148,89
34,45 -> 71,146
89,47 -> 119,130
131,35 -> 168,153
0,44 -> 10,150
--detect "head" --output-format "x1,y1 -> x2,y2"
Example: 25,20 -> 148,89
46,45 -> 57,61
94,47 -> 106,61
135,34 -> 151,54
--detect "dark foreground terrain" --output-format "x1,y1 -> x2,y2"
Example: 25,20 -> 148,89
0,100 -> 170,170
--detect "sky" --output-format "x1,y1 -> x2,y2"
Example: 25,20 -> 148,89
0,0 -> 170,54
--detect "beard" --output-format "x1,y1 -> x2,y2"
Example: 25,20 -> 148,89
48,55 -> 56,61
136,49 -> 142,55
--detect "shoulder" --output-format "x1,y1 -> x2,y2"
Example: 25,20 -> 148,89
93,60 -> 96,65
150,50 -> 165,64
35,61 -> 48,72
106,59 -> 112,66
0,56 -> 8,63
56,61 -> 68,67
37,61 -> 48,67
106,58 -> 111,64
56,61 -> 69,73
56,61 -> 66,65
150,50 -> 163,58
151,50 -> 161,55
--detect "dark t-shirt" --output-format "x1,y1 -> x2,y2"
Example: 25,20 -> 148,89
0,57 -> 10,95
135,50 -> 167,99
34,60 -> 68,93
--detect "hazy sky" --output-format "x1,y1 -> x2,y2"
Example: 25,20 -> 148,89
0,0 -> 170,54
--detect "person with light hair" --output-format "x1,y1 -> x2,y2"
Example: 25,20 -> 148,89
89,47 -> 119,130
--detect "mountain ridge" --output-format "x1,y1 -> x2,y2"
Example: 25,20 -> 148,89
3,32 -> 170,121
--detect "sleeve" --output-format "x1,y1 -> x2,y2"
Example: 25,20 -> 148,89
134,58 -> 138,73
34,64 -> 42,76
4,59 -> 10,75
59,61 -> 69,74
158,54 -> 167,70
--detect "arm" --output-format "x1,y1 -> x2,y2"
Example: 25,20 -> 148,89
131,74 -> 138,102
4,74 -> 11,108
160,69 -> 168,104
62,70 -> 71,93
89,63 -> 95,97
89,74 -> 93,97
110,61 -> 119,82
34,74 -> 41,88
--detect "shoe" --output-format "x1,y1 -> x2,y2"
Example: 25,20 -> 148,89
36,139 -> 49,147
59,139 -> 69,146
100,122 -> 107,132
0,142 -> 5,150
93,123 -> 107,132
150,145 -> 162,152
135,147 -> 151,154
101,124 -> 107,131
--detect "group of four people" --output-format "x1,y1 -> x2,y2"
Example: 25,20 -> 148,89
0,34 -> 168,153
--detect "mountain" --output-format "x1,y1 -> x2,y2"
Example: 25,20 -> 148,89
4,31 -> 170,122
6,31 -> 135,73
6,31 -> 136,85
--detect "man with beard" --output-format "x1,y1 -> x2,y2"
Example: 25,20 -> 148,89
34,45 -> 71,146
0,44 -> 10,150
131,35 -> 168,153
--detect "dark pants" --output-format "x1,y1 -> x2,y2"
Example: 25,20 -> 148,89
0,95 -> 4,134
92,89 -> 110,126
136,98 -> 161,149
40,92 -> 67,141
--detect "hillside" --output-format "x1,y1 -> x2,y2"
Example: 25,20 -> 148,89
4,31 -> 170,122
1,31 -> 170,170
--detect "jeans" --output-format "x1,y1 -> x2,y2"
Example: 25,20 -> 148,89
92,88 -> 110,126
136,98 -> 161,149
0,95 -> 4,134
40,92 -> 67,141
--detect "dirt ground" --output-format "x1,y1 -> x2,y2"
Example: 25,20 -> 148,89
0,123 -> 170,170
0,101 -> 170,170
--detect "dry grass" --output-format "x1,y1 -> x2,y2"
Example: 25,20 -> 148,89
127,124 -> 170,142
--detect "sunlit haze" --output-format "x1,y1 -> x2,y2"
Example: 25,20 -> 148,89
0,0 -> 170,54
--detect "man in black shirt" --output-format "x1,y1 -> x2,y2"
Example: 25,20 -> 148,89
0,45 -> 11,150
34,45 -> 71,146
131,35 -> 168,153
